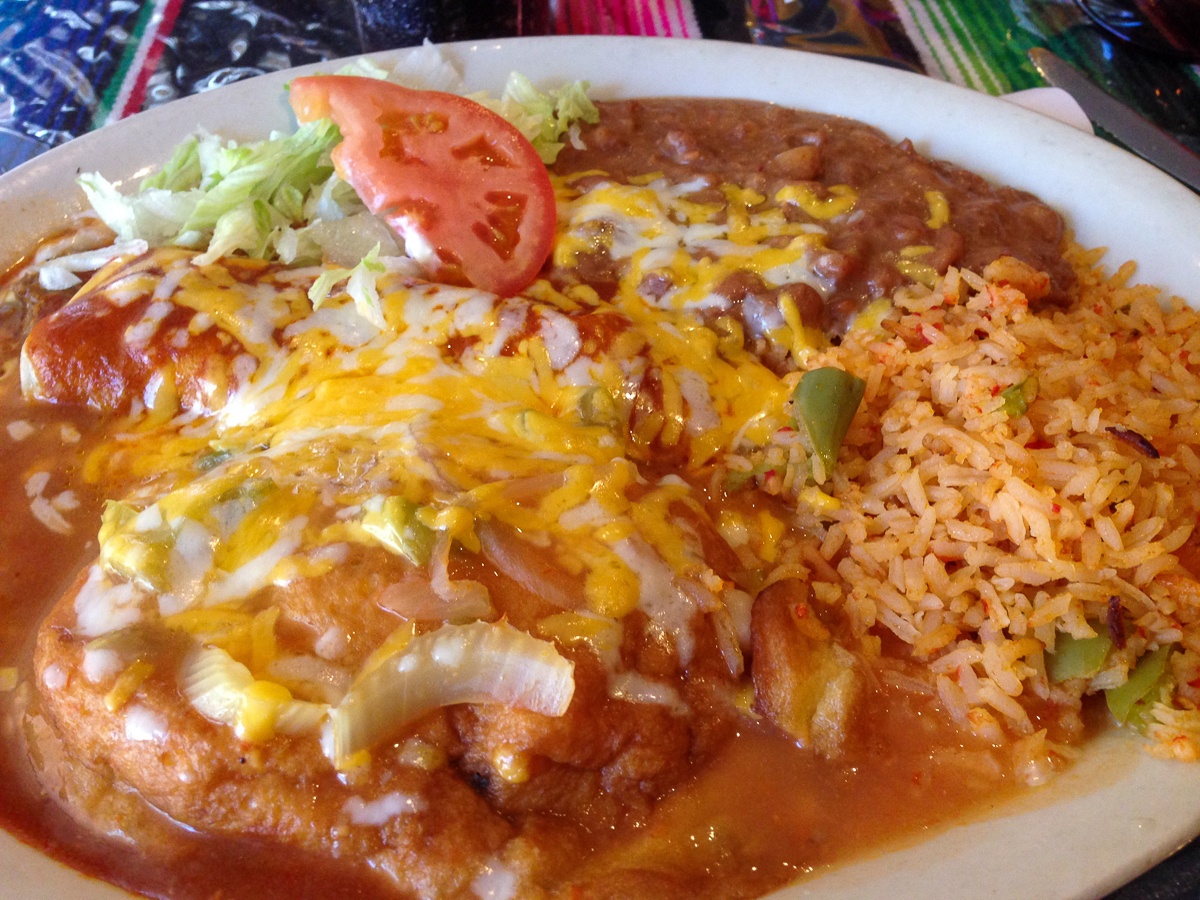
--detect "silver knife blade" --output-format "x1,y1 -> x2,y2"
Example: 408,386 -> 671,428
1028,47 -> 1200,193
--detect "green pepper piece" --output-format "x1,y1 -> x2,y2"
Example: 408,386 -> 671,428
724,470 -> 754,491
196,447 -> 235,472
1047,632 -> 1113,683
1000,375 -> 1039,418
724,458 -> 778,493
579,386 -> 618,427
362,497 -> 435,567
792,367 -> 866,482
98,500 -> 138,546
1107,645 -> 1172,725
216,477 -> 277,506
100,527 -> 173,592
97,500 -> 174,591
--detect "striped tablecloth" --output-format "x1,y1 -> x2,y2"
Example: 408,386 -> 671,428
894,0 -> 1199,110
1,0 -> 1199,897
3,0 -> 1198,175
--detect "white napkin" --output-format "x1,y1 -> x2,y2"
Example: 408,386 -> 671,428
1002,87 -> 1093,134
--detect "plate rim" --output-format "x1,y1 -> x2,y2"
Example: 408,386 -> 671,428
2,34 -> 1200,900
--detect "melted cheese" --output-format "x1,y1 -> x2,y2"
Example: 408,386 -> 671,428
343,792 -> 425,826
49,170 -> 843,697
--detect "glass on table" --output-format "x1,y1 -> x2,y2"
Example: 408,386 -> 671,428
744,0 -> 918,69
1074,0 -> 1200,62
746,0 -> 839,43
351,0 -> 549,51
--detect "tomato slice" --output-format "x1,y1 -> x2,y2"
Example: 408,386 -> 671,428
289,75 -> 556,297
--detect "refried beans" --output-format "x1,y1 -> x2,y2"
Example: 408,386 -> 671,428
558,99 -> 1072,331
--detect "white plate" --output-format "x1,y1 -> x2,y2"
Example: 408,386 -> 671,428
3,35 -> 1200,900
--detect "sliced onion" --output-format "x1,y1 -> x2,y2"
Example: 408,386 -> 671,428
276,698 -> 331,736
181,645 -> 252,726
329,620 -> 575,768
268,654 -> 351,704
378,572 -> 489,623
429,531 -> 493,620
678,575 -> 720,613
477,521 -> 585,611
608,670 -> 688,716
724,588 -> 754,653
491,472 -> 566,505
180,645 -> 329,738
377,575 -> 443,619
709,606 -> 745,678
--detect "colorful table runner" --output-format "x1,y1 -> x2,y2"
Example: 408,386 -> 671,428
1,0 -> 1199,896
893,0 -> 1200,145
3,0 -> 1199,175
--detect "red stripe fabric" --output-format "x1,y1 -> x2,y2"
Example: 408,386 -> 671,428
547,0 -> 700,37
109,0 -> 700,123
114,0 -> 186,120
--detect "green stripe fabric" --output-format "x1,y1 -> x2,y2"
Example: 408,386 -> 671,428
892,0 -> 1200,156
94,0 -> 158,125
937,2 -> 1003,93
896,0 -> 1015,93
897,1 -> 979,88
897,0 -> 1200,99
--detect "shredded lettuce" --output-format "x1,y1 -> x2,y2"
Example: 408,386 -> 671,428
193,200 -> 264,267
480,73 -> 600,164
79,174 -> 201,245
37,239 -> 150,290
183,120 -> 340,234
305,172 -> 365,223
308,243 -> 387,329
382,39 -> 467,94
71,43 -> 597,328
140,136 -> 203,192
79,120 -> 343,262
334,56 -> 393,82
139,137 -> 202,192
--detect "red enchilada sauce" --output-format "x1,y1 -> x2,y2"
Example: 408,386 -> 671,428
0,98 -> 1076,899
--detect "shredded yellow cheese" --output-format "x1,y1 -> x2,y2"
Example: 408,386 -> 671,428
925,189 -> 950,229
105,660 -> 154,712
775,183 -> 858,219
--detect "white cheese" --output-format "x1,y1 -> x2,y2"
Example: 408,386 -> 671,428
124,704 -> 168,743
82,647 -> 123,684
24,471 -> 51,498
6,420 -> 35,441
343,792 -> 424,826
613,535 -> 697,665
41,663 -> 67,691
31,496 -> 72,534
74,565 -> 145,637
471,859 -> 518,900
203,516 -> 306,607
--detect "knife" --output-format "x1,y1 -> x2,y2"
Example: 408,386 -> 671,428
1028,47 -> 1200,193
